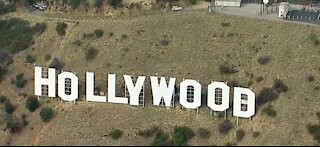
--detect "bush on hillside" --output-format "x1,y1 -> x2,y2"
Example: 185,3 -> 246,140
49,58 -> 64,70
15,73 -> 27,88
25,96 -> 40,112
26,54 -> 36,63
219,120 -> 233,135
109,129 -> 123,139
85,47 -> 98,61
172,126 -> 195,146
39,106 -> 54,122
56,22 -> 67,36
94,29 -> 104,38
150,129 -> 170,146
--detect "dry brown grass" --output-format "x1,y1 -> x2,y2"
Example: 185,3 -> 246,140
0,9 -> 319,146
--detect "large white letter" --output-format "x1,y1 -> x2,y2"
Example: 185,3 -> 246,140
207,82 -> 230,111
124,75 -> 146,106
58,72 -> 78,101
150,76 -> 176,107
233,87 -> 255,118
108,74 -> 128,104
86,72 -> 107,102
34,66 -> 56,97
180,79 -> 201,109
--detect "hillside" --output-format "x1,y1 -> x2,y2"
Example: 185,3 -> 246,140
0,9 -> 319,146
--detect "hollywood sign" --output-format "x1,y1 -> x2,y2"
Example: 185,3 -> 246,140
34,66 -> 255,118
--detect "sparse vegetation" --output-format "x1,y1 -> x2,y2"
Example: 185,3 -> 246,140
70,0 -> 81,10
172,126 -> 195,146
26,54 -> 36,63
253,132 -> 260,138
0,50 -> 13,65
109,32 -> 114,37
221,22 -> 231,27
255,76 -> 264,83
198,127 -> 211,139
121,34 -> 128,39
236,129 -> 245,142
44,54 -> 52,61
94,29 -> 104,38
85,47 -> 98,60
219,65 -> 237,74
272,79 -> 288,93
49,58 -> 65,70
4,100 -> 15,114
160,38 -> 170,46
151,129 -> 170,146
138,126 -> 159,138
39,106 -> 54,123
0,96 -> 6,104
307,124 -> 320,143
109,129 -> 123,140
56,22 -> 67,36
94,0 -> 103,9
257,55 -> 271,65
219,120 -> 233,135
83,33 -> 95,39
316,112 -> 320,120
14,73 -> 27,88
73,40 -> 82,46
307,75 -> 315,82
25,96 -> 40,112
262,105 -> 277,117
311,34 -> 320,45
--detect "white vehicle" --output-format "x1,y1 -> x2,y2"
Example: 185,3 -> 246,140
171,6 -> 182,11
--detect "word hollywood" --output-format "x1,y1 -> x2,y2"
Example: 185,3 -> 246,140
34,66 -> 255,118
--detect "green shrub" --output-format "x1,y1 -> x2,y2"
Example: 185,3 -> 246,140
252,132 -> 260,138
94,29 -> 104,38
39,106 -> 54,122
236,129 -> 245,142
82,33 -> 95,39
85,47 -> 98,60
121,34 -> 128,39
138,126 -> 159,138
107,0 -> 123,7
56,22 -> 67,36
172,126 -> 194,146
32,23 -> 47,35
0,96 -> 6,104
316,112 -> 320,120
4,112 -> 20,133
262,105 -> 277,117
307,75 -> 315,82
150,129 -> 170,146
257,55 -> 271,65
0,18 -> 37,53
256,88 -> 279,107
0,2 -> 16,15
4,100 -> 15,114
198,127 -> 210,139
0,50 -> 13,65
272,79 -> 288,93
109,129 -> 123,139
49,58 -> 64,70
219,120 -> 233,135
70,0 -> 81,9
109,32 -> 114,37
25,96 -> 39,112
26,54 -> 36,63
73,40 -> 82,46
311,34 -> 320,45
0,65 -> 7,80
94,0 -> 103,8
190,0 -> 197,5
307,124 -> 320,143
15,73 -> 27,88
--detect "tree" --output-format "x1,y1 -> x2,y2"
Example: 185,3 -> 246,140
39,106 -> 54,122
25,96 -> 40,112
